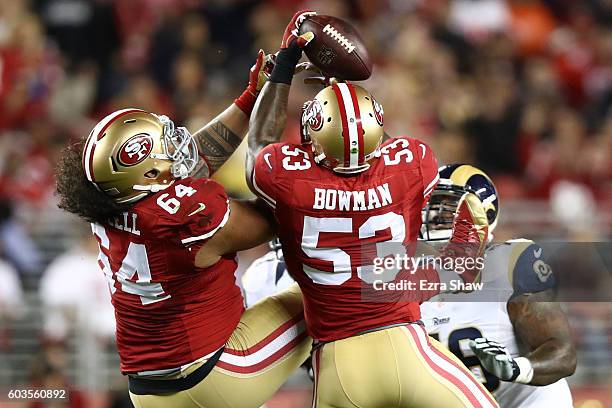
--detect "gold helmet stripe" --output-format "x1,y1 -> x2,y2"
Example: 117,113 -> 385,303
449,165 -> 488,187
83,108 -> 144,183
332,83 -> 362,168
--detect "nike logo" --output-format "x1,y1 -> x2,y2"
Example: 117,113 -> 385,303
188,203 -> 206,216
533,247 -> 542,258
264,153 -> 273,169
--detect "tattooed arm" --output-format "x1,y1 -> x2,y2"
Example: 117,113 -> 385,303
245,12 -> 315,185
245,82 -> 291,183
507,290 -> 577,385
191,105 -> 247,178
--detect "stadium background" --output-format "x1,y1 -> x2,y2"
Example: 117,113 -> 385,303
0,0 -> 610,407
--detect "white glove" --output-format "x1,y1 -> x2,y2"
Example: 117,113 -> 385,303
469,337 -> 534,384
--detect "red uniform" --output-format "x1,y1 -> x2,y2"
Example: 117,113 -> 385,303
252,137 -> 439,341
91,177 -> 243,374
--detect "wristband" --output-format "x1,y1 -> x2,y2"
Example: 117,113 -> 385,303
269,44 -> 302,85
234,90 -> 257,116
513,357 -> 534,384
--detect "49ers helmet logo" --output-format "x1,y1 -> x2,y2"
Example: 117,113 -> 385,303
372,97 -> 384,126
117,134 -> 154,166
302,100 -> 324,131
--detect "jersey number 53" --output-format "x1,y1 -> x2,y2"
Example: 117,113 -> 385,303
301,212 -> 407,285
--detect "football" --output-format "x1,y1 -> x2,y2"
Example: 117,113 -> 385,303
299,15 -> 372,81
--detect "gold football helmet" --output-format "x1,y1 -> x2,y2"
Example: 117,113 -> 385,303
301,83 -> 384,174
82,108 -> 199,204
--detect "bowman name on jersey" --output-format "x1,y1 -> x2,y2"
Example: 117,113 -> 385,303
252,135 -> 439,341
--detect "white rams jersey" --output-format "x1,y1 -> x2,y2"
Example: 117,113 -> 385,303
241,249 -> 295,308
421,239 -> 573,408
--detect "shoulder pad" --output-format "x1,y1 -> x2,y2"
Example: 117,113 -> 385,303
148,178 -> 230,246
508,240 -> 556,298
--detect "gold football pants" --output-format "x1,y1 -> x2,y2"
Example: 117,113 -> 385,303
129,284 -> 311,408
311,323 -> 499,408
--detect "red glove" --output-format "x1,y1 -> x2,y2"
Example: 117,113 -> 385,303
235,49 -> 275,115
450,193 -> 489,246
281,10 -> 316,49
439,192 -> 489,284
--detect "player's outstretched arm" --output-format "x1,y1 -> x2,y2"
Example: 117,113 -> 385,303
469,290 -> 576,386
507,291 -> 577,385
191,51 -> 273,178
246,81 -> 291,173
245,11 -> 315,185
195,199 -> 276,268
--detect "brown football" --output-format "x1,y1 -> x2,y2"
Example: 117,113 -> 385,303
299,15 -> 372,81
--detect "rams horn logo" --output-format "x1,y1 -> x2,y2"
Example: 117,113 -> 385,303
117,134 -> 154,166
372,97 -> 384,126
302,100 -> 324,131
533,259 -> 553,283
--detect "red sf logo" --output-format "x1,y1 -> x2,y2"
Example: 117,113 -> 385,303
117,134 -> 153,166
372,97 -> 384,126
302,100 -> 324,131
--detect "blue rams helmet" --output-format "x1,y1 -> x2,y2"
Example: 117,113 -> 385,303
421,164 -> 499,241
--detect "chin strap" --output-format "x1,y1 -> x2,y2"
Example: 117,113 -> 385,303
113,182 -> 173,205
333,164 -> 371,174
116,192 -> 148,205
132,181 -> 174,193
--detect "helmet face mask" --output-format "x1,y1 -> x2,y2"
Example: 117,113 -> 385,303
153,114 -> 198,180
421,184 -> 467,241
420,165 -> 500,242
301,83 -> 384,175
83,109 -> 199,204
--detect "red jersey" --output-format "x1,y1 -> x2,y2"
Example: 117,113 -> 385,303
91,177 -> 243,374
252,137 -> 439,341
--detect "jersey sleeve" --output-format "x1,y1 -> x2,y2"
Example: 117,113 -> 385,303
250,144 -> 279,209
153,178 -> 231,247
413,139 -> 439,206
509,240 -> 556,298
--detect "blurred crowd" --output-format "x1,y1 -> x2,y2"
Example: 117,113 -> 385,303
0,0 -> 610,207
0,0 -> 610,405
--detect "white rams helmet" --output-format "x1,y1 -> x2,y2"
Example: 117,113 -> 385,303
421,164 -> 499,241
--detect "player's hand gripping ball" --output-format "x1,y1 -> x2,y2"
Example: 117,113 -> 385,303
299,14 -> 372,80
281,10 -> 317,49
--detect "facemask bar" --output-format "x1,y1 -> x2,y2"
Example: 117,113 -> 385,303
300,101 -> 313,145
155,114 -> 199,178
420,182 -> 467,242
